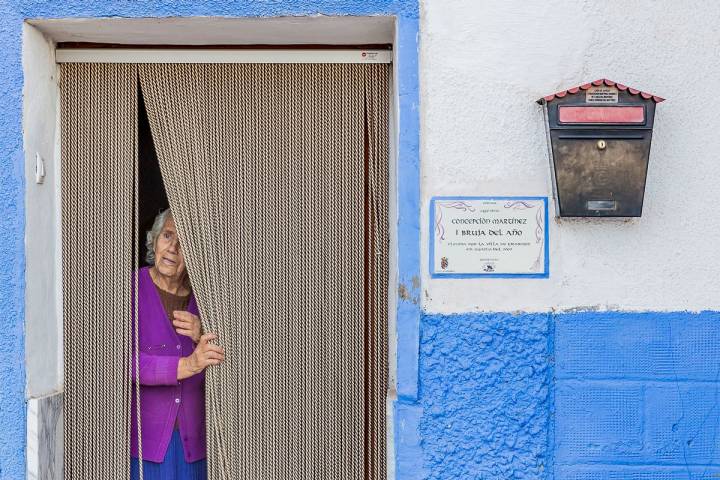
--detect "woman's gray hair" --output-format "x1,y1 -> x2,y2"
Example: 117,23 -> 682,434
145,208 -> 172,265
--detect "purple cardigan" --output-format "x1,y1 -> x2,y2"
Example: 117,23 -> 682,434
131,267 -> 206,463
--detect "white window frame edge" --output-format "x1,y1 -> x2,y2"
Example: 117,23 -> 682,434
55,48 -> 392,64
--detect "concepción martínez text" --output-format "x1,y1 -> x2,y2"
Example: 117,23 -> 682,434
449,218 -> 528,237
450,218 -> 527,225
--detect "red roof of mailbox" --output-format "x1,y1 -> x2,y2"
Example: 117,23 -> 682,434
539,79 -> 665,104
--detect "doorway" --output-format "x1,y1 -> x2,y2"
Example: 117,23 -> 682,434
59,56 -> 391,479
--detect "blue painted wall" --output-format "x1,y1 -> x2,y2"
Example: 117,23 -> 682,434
1,1 -> 419,479
555,311 -> 720,479
419,313 -> 553,479
414,311 -> 720,479
0,1 -> 27,478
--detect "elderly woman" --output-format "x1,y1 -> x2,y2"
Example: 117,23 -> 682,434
131,209 -> 225,480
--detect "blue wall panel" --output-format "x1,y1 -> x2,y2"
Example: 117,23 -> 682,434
556,311 -> 720,381
419,313 -> 553,479
555,465 -> 720,479
555,312 -> 720,478
555,381 -> 644,462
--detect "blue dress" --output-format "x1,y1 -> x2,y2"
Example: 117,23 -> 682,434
131,430 -> 207,480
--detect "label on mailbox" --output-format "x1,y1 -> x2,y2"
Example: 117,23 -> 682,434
586,85 -> 619,103
558,106 -> 645,124
430,197 -> 549,278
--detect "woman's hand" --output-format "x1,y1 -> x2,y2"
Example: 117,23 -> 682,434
173,310 -> 202,344
177,333 -> 225,380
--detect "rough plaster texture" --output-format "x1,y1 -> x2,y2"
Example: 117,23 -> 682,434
555,311 -> 720,478
420,0 -> 720,313
419,313 -> 552,479
0,2 -> 27,479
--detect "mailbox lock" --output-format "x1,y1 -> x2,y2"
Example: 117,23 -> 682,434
597,139 -> 607,150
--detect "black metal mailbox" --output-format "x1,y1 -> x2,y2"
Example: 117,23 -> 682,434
538,79 -> 664,217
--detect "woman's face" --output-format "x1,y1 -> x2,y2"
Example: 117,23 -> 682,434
153,216 -> 186,280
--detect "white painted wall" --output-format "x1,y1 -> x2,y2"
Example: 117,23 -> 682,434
420,0 -> 720,313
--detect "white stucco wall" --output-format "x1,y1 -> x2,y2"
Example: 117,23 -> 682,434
420,0 -> 720,313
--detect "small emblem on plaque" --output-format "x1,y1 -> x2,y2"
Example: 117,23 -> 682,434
482,263 -> 495,273
441,257 -> 449,270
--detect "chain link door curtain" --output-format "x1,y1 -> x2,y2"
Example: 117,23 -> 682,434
139,63 -> 389,480
60,63 -> 138,479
